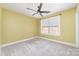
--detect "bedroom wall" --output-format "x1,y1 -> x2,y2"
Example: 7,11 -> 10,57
0,7 -> 2,45
2,8 -> 39,45
39,8 -> 76,45
0,7 -> 76,46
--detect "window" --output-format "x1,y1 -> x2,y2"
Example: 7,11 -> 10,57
41,16 -> 61,36
41,19 -> 49,34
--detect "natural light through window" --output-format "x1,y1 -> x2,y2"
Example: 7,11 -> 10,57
41,16 -> 61,36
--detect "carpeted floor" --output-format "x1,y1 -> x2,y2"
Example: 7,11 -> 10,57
1,38 -> 79,56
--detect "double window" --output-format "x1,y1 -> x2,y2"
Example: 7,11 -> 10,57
41,16 -> 61,36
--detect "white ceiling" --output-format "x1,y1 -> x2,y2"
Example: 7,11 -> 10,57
0,3 -> 77,18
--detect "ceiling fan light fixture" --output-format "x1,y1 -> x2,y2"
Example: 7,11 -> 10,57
26,3 -> 50,17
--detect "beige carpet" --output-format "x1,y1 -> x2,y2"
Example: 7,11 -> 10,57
1,38 -> 79,56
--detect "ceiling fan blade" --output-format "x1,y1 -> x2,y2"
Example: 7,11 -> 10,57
26,8 -> 37,12
38,3 -> 42,11
32,12 -> 38,16
40,11 -> 50,13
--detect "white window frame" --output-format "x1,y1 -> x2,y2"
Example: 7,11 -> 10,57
40,16 -> 61,36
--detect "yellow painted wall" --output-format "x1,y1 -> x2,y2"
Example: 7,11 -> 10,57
39,8 -> 76,45
0,8 -> 2,45
0,7 -> 76,45
2,9 -> 39,44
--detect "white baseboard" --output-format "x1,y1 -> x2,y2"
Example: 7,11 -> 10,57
1,36 -> 76,48
1,36 -> 38,47
38,36 -> 76,47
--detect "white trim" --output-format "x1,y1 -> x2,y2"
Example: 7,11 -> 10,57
38,36 -> 76,47
1,36 -> 76,48
75,4 -> 79,48
76,5 -> 79,48
1,36 -> 38,47
75,9 -> 78,48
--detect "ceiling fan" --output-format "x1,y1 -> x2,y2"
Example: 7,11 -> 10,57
26,3 -> 50,17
